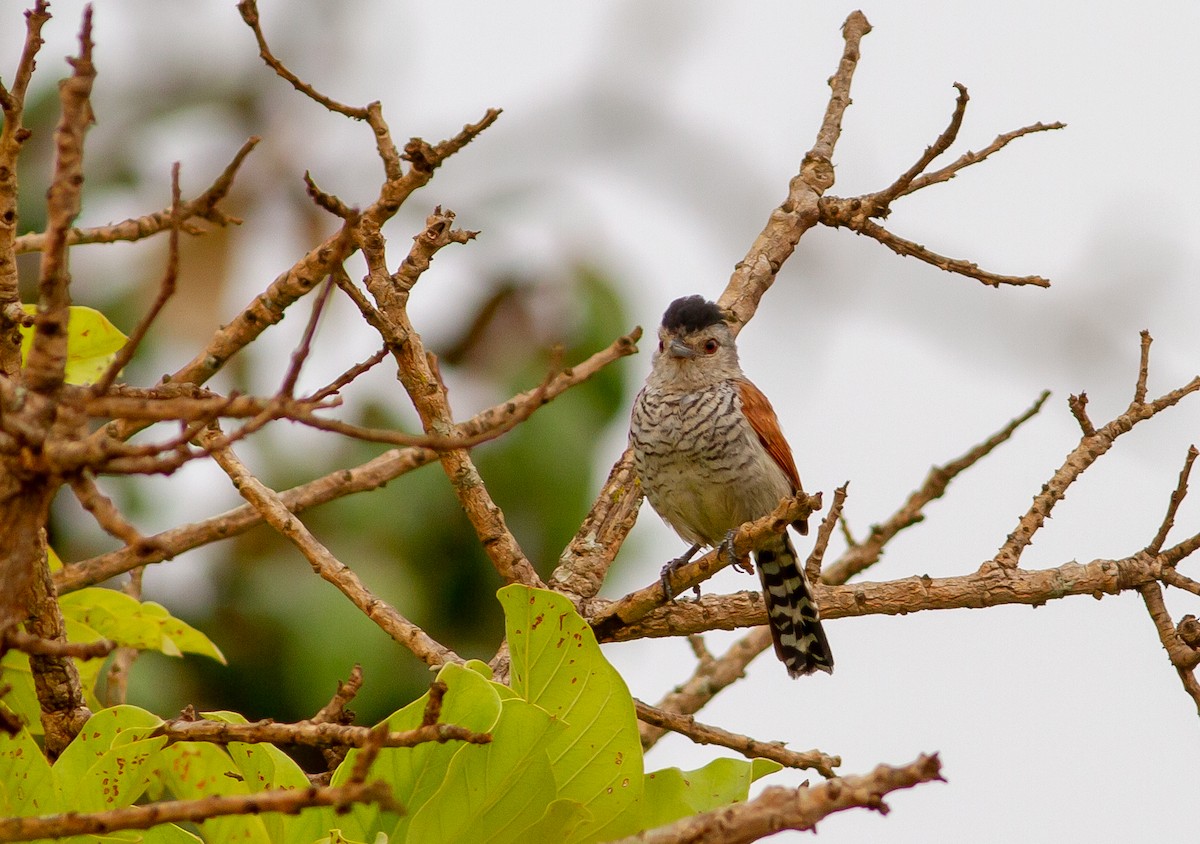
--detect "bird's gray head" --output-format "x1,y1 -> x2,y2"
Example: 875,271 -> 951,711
647,295 -> 743,391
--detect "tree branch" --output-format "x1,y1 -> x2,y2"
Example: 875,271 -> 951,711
0,780 -> 397,843
633,699 -> 840,778
200,426 -> 463,669
608,754 -> 942,843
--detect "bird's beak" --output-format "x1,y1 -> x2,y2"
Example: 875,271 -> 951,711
667,338 -> 697,360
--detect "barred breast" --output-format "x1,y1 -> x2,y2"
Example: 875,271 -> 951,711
630,380 -> 793,548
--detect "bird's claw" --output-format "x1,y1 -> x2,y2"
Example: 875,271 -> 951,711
660,543 -> 701,601
723,529 -> 753,574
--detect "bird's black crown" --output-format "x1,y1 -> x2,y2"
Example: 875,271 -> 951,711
661,295 -> 726,333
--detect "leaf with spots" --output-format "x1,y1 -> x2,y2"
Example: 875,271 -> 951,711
498,584 -> 644,843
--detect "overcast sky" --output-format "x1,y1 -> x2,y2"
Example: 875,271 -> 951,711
9,2 -> 1199,840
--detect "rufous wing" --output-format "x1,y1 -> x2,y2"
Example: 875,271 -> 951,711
734,378 -> 808,535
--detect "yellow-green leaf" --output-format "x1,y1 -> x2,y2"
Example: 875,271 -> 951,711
59,589 -> 225,663
19,303 -> 128,385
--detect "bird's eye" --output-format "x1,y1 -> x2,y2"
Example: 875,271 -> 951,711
658,339 -> 665,353
703,339 -> 719,354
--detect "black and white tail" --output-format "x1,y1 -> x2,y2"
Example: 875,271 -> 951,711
756,534 -> 834,677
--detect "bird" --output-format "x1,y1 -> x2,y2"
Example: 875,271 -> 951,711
629,295 -> 833,676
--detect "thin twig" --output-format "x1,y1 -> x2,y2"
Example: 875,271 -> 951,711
303,345 -> 389,403
633,699 -> 840,777
201,425 -> 463,669
1147,445 -> 1198,555
236,0 -> 368,119
806,483 -> 848,585
605,755 -> 943,844
280,277 -> 335,397
1134,329 -> 1152,405
995,340 -> 1200,569
0,780 -> 397,842
873,83 -> 969,207
899,121 -> 1065,196
58,329 -> 638,592
66,471 -> 150,550
90,163 -> 183,396
852,218 -> 1051,288
825,390 -> 1049,584
1068,392 -> 1095,437
15,137 -> 258,253
2,629 -> 115,659
154,715 -> 490,750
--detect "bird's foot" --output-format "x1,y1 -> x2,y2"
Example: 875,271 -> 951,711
660,543 -> 701,601
722,529 -> 754,574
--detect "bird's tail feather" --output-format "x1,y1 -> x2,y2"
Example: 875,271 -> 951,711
756,534 -> 834,677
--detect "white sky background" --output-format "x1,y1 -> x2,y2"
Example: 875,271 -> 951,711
11,1 -> 1200,840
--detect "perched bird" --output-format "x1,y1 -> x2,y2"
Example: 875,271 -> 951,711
629,295 -> 833,676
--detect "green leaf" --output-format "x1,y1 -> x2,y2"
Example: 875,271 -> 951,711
59,589 -> 225,663
405,696 -> 564,844
19,303 -> 128,385
0,725 -> 58,817
0,615 -> 134,733
638,757 -> 783,832
499,584 -> 643,843
315,832 -> 389,844
153,740 -> 272,844
516,797 -> 592,843
201,711 -> 328,844
0,650 -> 40,736
332,662 -> 504,843
53,705 -> 165,813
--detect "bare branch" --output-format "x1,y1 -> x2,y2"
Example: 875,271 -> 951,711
236,0 -> 368,120
23,6 -> 96,396
873,83 -> 969,208
551,448 -> 644,600
996,338 -> 1200,569
825,390 -> 1049,584
279,277 -> 335,397
15,137 -> 259,253
607,754 -> 943,843
899,121 -> 1065,197
808,11 -> 873,168
638,628 -> 774,751
718,11 -> 873,333
359,209 -> 543,589
58,329 -> 636,592
806,482 -> 848,585
0,780 -> 397,842
90,163 -> 183,396
201,426 -> 463,669
0,0 -> 52,375
1147,445 -> 1198,555
1,629 -> 115,660
634,699 -> 840,778
153,714 -> 490,750
608,552 -> 1175,641
848,217 -> 1050,288
590,493 -> 822,642
303,170 -> 356,219
1134,328 -> 1152,405
1138,582 -> 1200,715
1067,392 -> 1095,437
